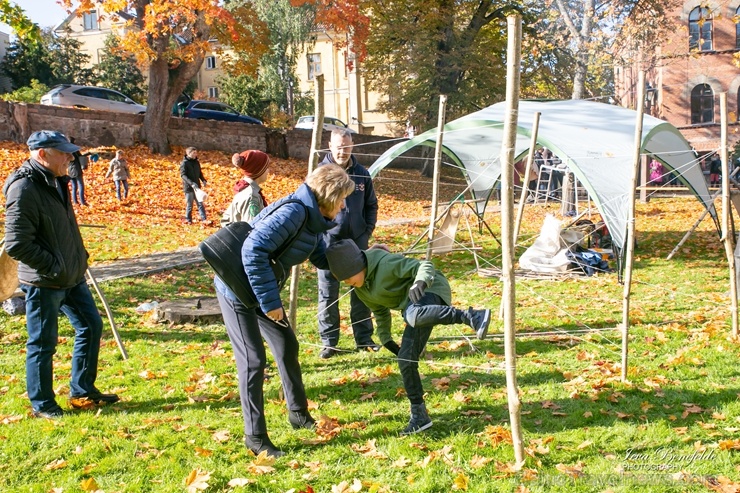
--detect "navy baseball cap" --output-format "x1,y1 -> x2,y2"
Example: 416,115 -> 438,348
27,130 -> 80,153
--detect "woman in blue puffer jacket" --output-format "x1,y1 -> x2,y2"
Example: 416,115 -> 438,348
214,164 -> 355,458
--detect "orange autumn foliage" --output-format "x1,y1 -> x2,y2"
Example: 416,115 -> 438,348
0,142 -> 443,237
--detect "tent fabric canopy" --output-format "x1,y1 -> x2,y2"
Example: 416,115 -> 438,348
369,99 -> 718,253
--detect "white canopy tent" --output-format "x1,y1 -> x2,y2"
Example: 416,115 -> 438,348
369,99 -> 719,257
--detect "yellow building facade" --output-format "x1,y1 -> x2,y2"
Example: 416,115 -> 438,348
55,10 -> 397,135
292,30 -> 399,136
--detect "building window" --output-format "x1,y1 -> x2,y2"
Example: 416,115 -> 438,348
83,11 -> 99,31
736,7 -> 740,49
689,7 -> 712,51
205,56 -> 216,70
208,86 -> 219,99
307,53 -> 321,80
691,84 -> 714,124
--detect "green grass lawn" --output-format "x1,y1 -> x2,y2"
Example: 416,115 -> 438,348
1,198 -> 739,492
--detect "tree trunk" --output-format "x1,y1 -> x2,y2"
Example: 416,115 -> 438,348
143,57 -> 203,155
143,59 -> 177,155
571,55 -> 588,100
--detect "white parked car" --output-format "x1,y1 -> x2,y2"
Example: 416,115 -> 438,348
40,85 -> 146,114
295,115 -> 357,133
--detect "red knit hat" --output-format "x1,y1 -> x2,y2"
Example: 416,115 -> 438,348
232,150 -> 269,179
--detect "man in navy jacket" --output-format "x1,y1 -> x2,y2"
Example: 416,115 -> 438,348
317,129 -> 379,358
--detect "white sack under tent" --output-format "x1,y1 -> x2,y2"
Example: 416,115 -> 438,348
369,99 -> 720,263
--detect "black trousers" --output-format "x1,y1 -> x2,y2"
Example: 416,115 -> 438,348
216,290 -> 308,436
397,293 -> 462,405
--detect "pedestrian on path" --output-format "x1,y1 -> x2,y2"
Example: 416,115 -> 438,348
3,130 -> 119,419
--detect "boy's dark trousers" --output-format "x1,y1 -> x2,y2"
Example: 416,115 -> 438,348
397,292 -> 459,404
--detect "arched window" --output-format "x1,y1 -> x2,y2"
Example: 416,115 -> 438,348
689,7 -> 713,51
691,84 -> 714,124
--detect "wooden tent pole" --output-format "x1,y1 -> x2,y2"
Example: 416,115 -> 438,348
666,190 -> 722,260
425,95 -> 448,261
86,269 -> 128,360
501,13 -> 525,466
500,112 -> 541,320
719,93 -> 739,339
289,74 -> 324,328
513,112 -> 541,243
621,70 -> 646,382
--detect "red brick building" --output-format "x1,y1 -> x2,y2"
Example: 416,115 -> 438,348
615,0 -> 740,154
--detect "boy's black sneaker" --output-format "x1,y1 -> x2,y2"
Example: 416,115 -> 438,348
401,403 -> 433,435
461,308 -> 491,340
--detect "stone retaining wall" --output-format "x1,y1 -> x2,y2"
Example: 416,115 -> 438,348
0,101 -> 422,169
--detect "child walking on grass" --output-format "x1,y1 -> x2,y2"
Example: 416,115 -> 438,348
105,150 -> 130,200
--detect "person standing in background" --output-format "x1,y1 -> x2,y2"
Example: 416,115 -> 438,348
709,155 -> 722,187
221,150 -> 270,225
105,150 -> 130,201
67,137 -> 89,206
180,147 -> 208,224
649,159 -> 664,186
316,129 -> 380,358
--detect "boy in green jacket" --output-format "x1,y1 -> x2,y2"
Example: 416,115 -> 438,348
325,240 -> 491,435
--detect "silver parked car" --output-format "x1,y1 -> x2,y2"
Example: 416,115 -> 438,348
40,85 -> 147,114
295,115 -> 357,133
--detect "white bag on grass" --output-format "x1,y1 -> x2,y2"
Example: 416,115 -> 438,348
519,214 -> 571,273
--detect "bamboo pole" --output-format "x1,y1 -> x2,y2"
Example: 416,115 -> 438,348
426,95 -> 448,261
621,70 -> 646,382
501,13 -> 525,466
289,74 -> 325,328
719,93 -> 739,338
86,270 -> 128,360
513,112 -> 541,245
500,113 -> 541,321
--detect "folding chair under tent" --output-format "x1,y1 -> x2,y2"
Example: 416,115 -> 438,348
368,99 -> 719,266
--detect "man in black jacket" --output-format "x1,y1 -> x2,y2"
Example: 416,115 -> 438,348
3,130 -> 119,419
180,146 -> 208,224
316,129 -> 380,358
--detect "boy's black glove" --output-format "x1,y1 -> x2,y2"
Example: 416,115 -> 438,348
408,280 -> 427,304
383,341 -> 400,355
